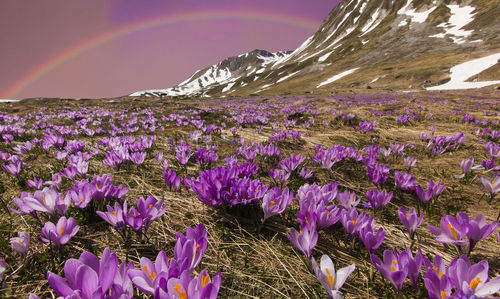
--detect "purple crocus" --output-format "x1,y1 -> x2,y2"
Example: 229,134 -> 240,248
128,250 -> 179,295
398,207 -> 424,239
311,255 -> 355,299
427,214 -> 470,246
27,176 -> 44,190
109,261 -> 134,299
96,201 -> 125,230
174,224 -> 208,272
370,250 -> 408,292
123,201 -> 144,232
286,226 -> 317,259
404,157 -> 417,172
359,224 -> 385,253
298,167 -> 313,180
137,195 -> 167,233
10,232 -> 30,258
261,187 -> 293,221
268,168 -> 290,188
454,157 -> 483,179
366,188 -> 393,210
24,187 -> 67,218
47,248 -> 118,298
40,216 -> 79,249
401,248 -> 423,290
424,270 -> 453,299
2,160 -> 22,176
465,213 -> 498,254
163,169 -> 180,191
447,255 -> 500,297
395,171 -> 416,192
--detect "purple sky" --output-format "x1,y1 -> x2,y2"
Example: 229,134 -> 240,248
0,0 -> 341,99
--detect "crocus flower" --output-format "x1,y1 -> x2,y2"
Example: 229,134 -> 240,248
465,214 -> 497,254
10,232 -> 30,257
424,273 -> 453,299
123,201 -> 144,232
2,160 -> 22,176
261,187 -> 293,221
401,248 -> 423,290
27,176 -> 44,190
359,224 -> 385,253
136,195 -> 167,233
395,171 -> 416,192
24,187 -> 67,218
427,214 -> 470,246
366,188 -> 393,210
299,167 -> 314,179
278,153 -> 306,173
268,168 -> 290,188
109,261 -> 134,299
404,157 -> 417,172
128,250 -> 180,295
174,224 -> 208,272
366,163 -> 391,186
340,208 -> 370,241
336,190 -> 360,209
96,201 -> 125,230
286,226 -> 317,259
454,157 -> 483,178
185,269 -> 222,299
47,248 -> 118,298
398,207 -> 424,239
311,255 -> 355,299
40,216 -> 79,249
481,175 -> 500,197
447,255 -> 500,297
370,250 -> 408,292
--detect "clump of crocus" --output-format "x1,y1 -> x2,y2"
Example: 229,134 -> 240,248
371,248 -> 422,293
24,187 -> 68,219
395,171 -> 416,192
10,232 -> 30,258
366,188 -> 393,210
136,195 -> 167,233
46,248 -> 119,298
460,213 -> 497,255
311,255 -> 355,299
398,207 -> 423,239
359,223 -> 385,253
337,190 -> 360,209
261,187 -> 293,221
286,226 -> 317,259
40,216 -> 79,249
415,179 -> 445,205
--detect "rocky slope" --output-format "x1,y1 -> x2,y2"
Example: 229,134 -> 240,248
132,0 -> 500,97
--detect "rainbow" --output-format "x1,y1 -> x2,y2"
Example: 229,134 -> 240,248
2,10 -> 320,99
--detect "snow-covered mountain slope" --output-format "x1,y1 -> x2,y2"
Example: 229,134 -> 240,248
130,50 -> 290,97
132,0 -> 500,97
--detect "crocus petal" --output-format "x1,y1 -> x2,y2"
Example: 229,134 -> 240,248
476,277 -> 500,297
334,264 -> 355,291
47,271 -> 73,297
76,264 -> 99,299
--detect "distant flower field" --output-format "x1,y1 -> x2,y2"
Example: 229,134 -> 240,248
0,91 -> 498,298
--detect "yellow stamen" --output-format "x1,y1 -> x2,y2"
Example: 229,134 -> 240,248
82,153 -> 85,159
406,213 -> 410,217
351,220 -> 355,225
269,201 -> 275,207
440,291 -> 447,299
149,204 -> 152,208
59,226 -> 64,236
201,274 -> 210,288
305,217 -> 310,225
60,196 -> 64,201
391,260 -> 398,271
40,195 -> 44,202
447,223 -> 458,240
469,277 -> 483,290
142,266 -> 157,281
79,198 -> 84,202
112,211 -> 117,216
133,213 -> 136,217
299,230 -> 303,234
173,284 -> 186,299
325,268 -> 334,287
193,243 -> 200,257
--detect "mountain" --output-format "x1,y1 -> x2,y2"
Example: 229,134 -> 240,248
131,0 -> 500,97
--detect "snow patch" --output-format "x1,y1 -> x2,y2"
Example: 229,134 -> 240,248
430,5 -> 476,44
222,82 -> 235,93
0,99 -> 19,103
397,1 -> 436,24
360,8 -> 383,36
318,51 -> 333,62
277,71 -> 300,83
426,53 -> 500,90
317,68 -> 360,88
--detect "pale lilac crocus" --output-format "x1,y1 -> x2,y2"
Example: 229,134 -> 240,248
398,207 -> 424,239
401,248 -> 423,290
261,187 -> 293,221
336,190 -> 360,209
47,248 -> 118,298
10,232 -> 30,257
480,175 -> 500,198
40,216 -> 79,249
128,251 -> 178,295
448,255 -> 500,297
311,255 -> 355,299
24,187 -> 67,218
286,226 -> 317,259
404,157 -> 417,172
359,224 -> 385,253
26,176 -> 44,190
109,261 -> 134,299
174,224 -> 208,272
